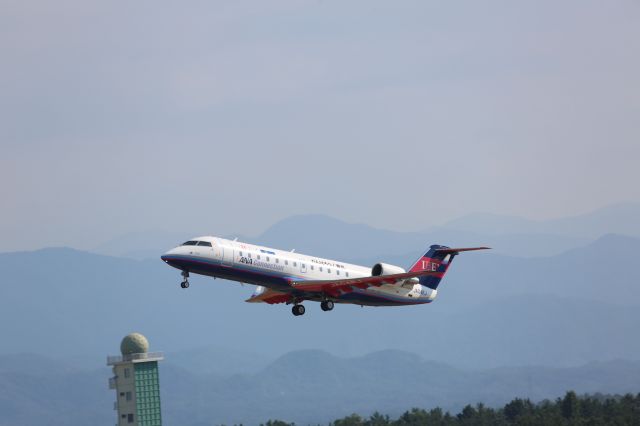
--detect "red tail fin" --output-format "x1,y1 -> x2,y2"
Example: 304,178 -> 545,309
409,245 -> 490,289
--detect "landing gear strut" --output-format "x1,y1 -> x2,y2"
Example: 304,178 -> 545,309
180,270 -> 190,289
320,300 -> 334,312
292,304 -> 306,316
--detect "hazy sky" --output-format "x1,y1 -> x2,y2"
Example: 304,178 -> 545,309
1,0 -> 639,251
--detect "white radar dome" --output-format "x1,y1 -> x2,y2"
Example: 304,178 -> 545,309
120,333 -> 149,355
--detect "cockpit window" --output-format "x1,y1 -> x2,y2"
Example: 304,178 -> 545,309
197,241 -> 212,247
182,241 -> 198,246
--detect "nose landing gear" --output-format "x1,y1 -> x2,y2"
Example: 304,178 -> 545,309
180,270 -> 190,289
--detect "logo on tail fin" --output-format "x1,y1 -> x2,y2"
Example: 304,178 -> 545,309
409,245 -> 490,290
420,259 -> 445,272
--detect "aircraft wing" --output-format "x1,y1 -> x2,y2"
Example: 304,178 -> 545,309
245,288 -> 290,304
290,270 -> 443,298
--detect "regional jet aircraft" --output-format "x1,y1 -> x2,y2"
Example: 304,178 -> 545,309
161,237 -> 488,316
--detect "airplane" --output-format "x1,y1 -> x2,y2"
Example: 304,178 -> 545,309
161,236 -> 489,316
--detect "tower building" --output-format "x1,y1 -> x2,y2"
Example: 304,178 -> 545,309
107,333 -> 163,426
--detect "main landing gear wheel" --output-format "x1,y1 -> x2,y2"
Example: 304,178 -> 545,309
180,280 -> 189,289
321,300 -> 334,311
292,304 -> 306,316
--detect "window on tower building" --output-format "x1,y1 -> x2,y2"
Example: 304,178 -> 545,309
124,368 -> 130,378
127,413 -> 134,423
126,391 -> 132,401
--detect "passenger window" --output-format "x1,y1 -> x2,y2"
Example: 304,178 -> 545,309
328,268 -> 331,273
257,255 -> 261,260
266,257 -> 270,262
346,272 -> 349,277
248,253 -> 252,258
310,265 -> 314,270
319,267 -> 323,272
285,260 -> 288,265
337,270 -> 340,276
275,258 -> 279,264
239,251 -> 243,256
293,262 -> 297,267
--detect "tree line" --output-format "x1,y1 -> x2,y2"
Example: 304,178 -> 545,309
261,391 -> 640,425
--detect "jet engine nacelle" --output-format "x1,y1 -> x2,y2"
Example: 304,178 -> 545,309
371,262 -> 406,276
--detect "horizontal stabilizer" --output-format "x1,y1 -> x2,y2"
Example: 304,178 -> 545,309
433,247 -> 491,255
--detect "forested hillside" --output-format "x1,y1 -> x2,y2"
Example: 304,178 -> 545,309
262,392 -> 640,426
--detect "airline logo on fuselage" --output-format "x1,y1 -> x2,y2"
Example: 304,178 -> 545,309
239,256 -> 285,272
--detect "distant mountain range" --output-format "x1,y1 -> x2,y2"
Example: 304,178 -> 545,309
1,351 -> 639,426
89,202 -> 640,259
440,202 -> 640,239
2,205 -> 640,424
1,233 -> 639,368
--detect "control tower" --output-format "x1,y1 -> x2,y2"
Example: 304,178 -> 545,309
107,333 -> 163,426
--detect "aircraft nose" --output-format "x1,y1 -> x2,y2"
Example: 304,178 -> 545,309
161,247 -> 178,262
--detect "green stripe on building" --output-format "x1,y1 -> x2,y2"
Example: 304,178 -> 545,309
134,361 -> 162,426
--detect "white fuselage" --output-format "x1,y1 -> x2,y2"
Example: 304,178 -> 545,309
161,236 -> 437,306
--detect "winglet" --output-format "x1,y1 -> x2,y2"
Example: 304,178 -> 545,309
245,287 -> 290,304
